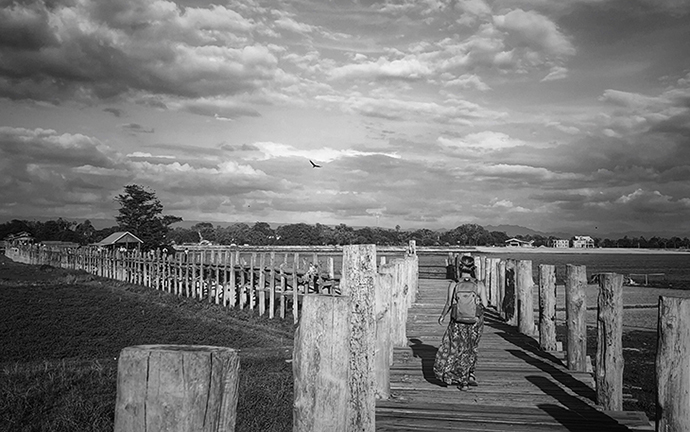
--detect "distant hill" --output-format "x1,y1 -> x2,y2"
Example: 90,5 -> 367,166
485,224 -> 574,239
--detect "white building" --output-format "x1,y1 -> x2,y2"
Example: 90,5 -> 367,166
573,235 -> 595,248
505,238 -> 534,247
552,239 -> 570,248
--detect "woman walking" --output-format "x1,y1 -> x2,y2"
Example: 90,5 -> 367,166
434,255 -> 488,390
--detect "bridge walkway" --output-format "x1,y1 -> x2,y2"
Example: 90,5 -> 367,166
376,278 -> 653,431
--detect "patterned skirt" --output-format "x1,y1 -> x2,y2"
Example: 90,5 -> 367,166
433,314 -> 484,386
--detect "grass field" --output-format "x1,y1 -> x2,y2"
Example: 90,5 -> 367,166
0,254 -> 295,432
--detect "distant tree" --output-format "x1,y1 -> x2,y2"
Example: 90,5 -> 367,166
0,219 -> 32,240
115,184 -> 182,249
75,220 -> 96,245
276,223 -> 322,245
410,228 -> 439,246
333,223 -> 355,245
247,222 -> 275,245
191,222 -> 216,243
30,218 -> 78,242
167,227 -> 199,245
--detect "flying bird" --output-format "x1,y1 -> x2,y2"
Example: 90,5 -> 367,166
310,160 -> 321,168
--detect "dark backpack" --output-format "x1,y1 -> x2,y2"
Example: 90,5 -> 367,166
450,279 -> 479,324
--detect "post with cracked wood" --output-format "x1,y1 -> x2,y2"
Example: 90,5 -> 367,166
503,258 -> 517,326
375,266 -> 394,400
539,264 -> 558,351
566,264 -> 588,371
656,296 -> 690,432
596,272 -> 623,410
339,244 -> 377,432
517,259 -> 535,336
114,344 -> 240,432
293,295 -> 350,432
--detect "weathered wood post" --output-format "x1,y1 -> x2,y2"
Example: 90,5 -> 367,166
656,296 -> 690,431
293,295 -> 350,432
405,240 -> 418,305
339,244 -> 377,432
517,260 -> 535,336
539,264 -> 558,351
596,273 -> 624,410
390,258 -> 409,347
489,258 -> 499,311
497,259 -> 506,316
503,259 -> 517,325
566,264 -> 588,371
114,345 -> 240,432
375,267 -> 393,400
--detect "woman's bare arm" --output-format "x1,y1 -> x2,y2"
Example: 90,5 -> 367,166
478,280 -> 488,308
438,281 -> 455,325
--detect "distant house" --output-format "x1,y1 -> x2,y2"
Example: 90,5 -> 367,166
4,231 -> 34,244
96,231 -> 143,250
552,239 -> 570,248
505,238 -> 534,247
573,235 -> 595,248
3,231 -> 34,251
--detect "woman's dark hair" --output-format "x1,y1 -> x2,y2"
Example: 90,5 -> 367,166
456,255 -> 476,280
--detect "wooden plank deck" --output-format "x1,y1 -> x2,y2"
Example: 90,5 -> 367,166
376,278 -> 654,431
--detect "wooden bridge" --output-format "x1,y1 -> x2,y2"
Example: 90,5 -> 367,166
376,278 -> 654,431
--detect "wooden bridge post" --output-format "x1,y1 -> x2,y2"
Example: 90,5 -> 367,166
114,345 -> 240,432
538,264 -> 557,351
339,244 -> 377,432
565,264 -> 588,371
405,241 -> 418,305
293,295 -> 350,432
503,259 -> 517,326
657,296 -> 690,432
596,273 -> 623,410
375,267 -> 393,400
497,259 -> 506,316
517,260 -> 535,336
489,258 -> 499,311
390,259 -> 409,347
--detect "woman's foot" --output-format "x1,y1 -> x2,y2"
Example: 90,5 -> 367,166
468,374 -> 478,386
457,384 -> 470,391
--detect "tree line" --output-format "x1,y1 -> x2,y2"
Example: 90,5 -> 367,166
2,184 -> 689,250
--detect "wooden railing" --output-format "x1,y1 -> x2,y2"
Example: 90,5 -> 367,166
5,244 -> 354,323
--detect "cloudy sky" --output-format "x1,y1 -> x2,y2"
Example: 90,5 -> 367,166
1,0 -> 689,235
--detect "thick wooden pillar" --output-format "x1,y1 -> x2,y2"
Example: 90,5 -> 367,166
596,273 -> 624,410
503,259 -> 517,326
340,244 -> 376,432
374,269 -> 393,400
489,258 -> 499,310
539,264 -> 557,351
517,260 -> 535,336
293,295 -> 350,432
114,345 -> 240,432
497,260 -> 506,316
566,264 -> 588,371
657,296 -> 690,432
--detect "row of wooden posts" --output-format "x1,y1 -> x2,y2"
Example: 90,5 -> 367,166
6,244 -> 690,430
457,254 -> 689,432
109,243 -> 419,432
452,255 -> 623,410
6,244 -> 349,323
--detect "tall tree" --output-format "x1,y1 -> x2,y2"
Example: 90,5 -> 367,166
115,184 -> 182,249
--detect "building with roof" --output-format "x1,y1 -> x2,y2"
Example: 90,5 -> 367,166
552,239 -> 570,248
96,231 -> 143,250
505,238 -> 534,247
573,235 -> 595,248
